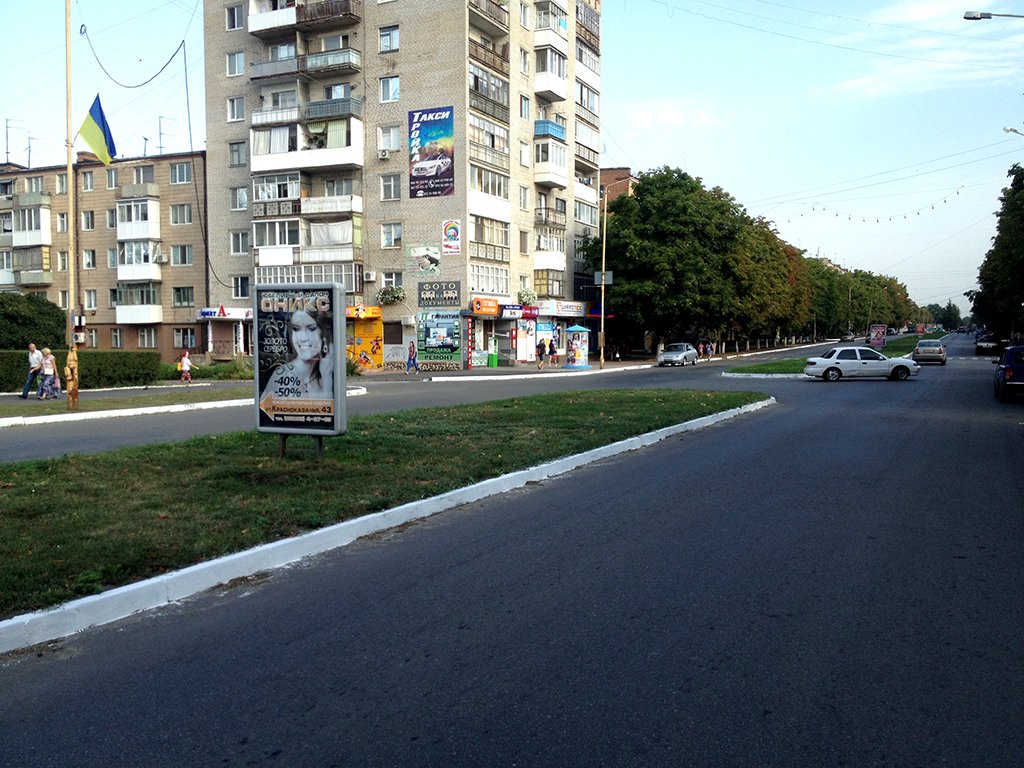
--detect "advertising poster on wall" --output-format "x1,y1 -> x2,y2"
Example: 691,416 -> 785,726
420,310 -> 462,364
254,283 -> 346,436
409,106 -> 455,198
441,219 -> 461,256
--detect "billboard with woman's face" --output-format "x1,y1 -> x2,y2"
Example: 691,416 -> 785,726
254,283 -> 346,435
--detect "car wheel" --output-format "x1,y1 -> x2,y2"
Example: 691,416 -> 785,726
823,367 -> 841,382
941,360 -> 946,366
892,366 -> 910,381
996,383 -> 1009,402
658,362 -> 665,367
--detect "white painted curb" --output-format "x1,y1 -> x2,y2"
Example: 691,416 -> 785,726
0,397 -> 775,654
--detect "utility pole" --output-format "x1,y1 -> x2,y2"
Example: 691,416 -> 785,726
158,116 -> 174,155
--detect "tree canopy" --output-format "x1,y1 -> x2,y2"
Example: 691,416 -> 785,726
970,163 -> 1024,336
0,293 -> 67,350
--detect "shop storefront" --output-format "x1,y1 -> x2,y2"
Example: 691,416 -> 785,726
534,299 -> 586,365
197,305 -> 253,360
346,304 -> 384,369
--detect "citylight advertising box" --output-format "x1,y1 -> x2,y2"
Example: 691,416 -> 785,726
254,283 -> 346,436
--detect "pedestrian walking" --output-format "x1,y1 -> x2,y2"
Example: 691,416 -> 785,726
405,340 -> 420,375
697,342 -> 704,361
179,351 -> 196,384
536,339 -> 547,369
707,341 -> 715,358
19,342 -> 43,399
548,338 -> 558,366
37,348 -> 57,400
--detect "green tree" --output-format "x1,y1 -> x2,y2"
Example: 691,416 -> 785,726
971,164 -> 1024,336
0,293 -> 66,350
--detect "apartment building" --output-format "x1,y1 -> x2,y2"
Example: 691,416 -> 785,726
204,0 -> 602,368
0,152 -> 210,360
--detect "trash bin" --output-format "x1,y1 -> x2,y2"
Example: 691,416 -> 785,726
487,352 -> 498,368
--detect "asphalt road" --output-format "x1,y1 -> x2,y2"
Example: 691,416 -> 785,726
1,336 -> 1020,766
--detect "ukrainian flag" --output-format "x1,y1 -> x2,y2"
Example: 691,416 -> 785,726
79,95 -> 117,165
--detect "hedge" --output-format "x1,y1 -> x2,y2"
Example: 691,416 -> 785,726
1,350 -> 162,392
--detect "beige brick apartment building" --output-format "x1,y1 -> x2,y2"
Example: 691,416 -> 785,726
0,152 -> 209,361
204,0 -> 602,369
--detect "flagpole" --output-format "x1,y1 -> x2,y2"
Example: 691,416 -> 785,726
65,0 -> 79,409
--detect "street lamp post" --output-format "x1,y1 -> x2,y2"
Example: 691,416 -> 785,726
964,10 -> 1024,20
598,176 -> 632,369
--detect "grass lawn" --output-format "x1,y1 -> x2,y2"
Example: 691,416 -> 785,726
0,388 -> 766,619
0,383 -> 254,419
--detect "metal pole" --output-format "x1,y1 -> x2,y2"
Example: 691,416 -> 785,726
599,190 -> 607,369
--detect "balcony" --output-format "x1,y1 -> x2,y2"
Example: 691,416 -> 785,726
534,71 -> 567,102
120,183 -> 160,199
254,245 -> 299,267
469,92 -> 510,124
248,3 -> 296,38
534,120 -> 566,141
535,208 -> 566,228
301,244 -> 355,263
301,194 -> 363,217
575,102 -> 599,128
252,199 -> 300,217
469,39 -> 509,76
302,47 -> 361,76
0,267 -> 14,286
534,161 -> 569,189
14,268 -> 53,287
116,304 -> 163,325
468,0 -> 509,36
574,142 -> 599,171
250,118 -> 365,173
468,241 -> 510,263
249,56 -> 300,81
117,262 -> 163,283
296,0 -> 361,30
12,227 -> 51,249
251,106 -> 301,127
468,141 -> 510,171
305,96 -> 362,121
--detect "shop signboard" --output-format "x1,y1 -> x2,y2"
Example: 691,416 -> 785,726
254,283 -> 346,436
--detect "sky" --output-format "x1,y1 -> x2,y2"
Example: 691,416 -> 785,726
6,0 -> 1024,317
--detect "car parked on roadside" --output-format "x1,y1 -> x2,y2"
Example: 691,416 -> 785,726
839,332 -> 856,342
975,334 -> 1000,356
912,339 -> 947,365
657,342 -> 698,366
993,345 -> 1024,402
804,346 -> 920,382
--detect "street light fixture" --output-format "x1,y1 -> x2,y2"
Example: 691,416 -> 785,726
1004,126 -> 1024,137
964,10 -> 1024,19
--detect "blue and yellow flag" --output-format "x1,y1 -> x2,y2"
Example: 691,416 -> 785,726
79,95 -> 117,165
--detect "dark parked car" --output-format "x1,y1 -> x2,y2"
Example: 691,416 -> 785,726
993,345 -> 1024,402
975,334 -> 1000,356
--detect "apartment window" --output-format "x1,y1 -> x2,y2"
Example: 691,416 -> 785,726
0,179 -> 13,196
576,39 -> 600,73
81,211 -> 95,230
138,328 -> 157,349
26,176 -> 43,193
382,271 -> 402,288
381,222 -> 402,248
575,200 -> 598,227
380,76 -> 400,103
325,178 -> 353,196
106,209 -> 117,228
172,287 -> 195,307
82,171 -> 94,192
107,248 -> 117,268
535,140 -> 568,167
230,231 -> 250,255
323,83 -> 350,100
381,173 -> 400,201
252,125 -> 298,155
469,165 -> 509,198
469,63 -> 509,105
253,219 -> 300,246
106,168 -> 118,188
519,185 -> 529,210
59,290 -> 69,310
230,187 -> 248,210
536,47 -> 567,78
576,80 -> 600,118
520,95 -> 531,120
520,47 -> 530,74
232,276 -> 250,299
170,204 -> 193,225
227,51 -> 244,76
471,216 -> 509,247
519,1 -> 529,27
469,114 -> 509,154
174,328 -> 197,348
58,251 -> 68,271
118,200 -> 149,223
227,97 -> 245,122
470,263 -> 509,294
378,125 -> 401,151
134,166 -> 155,184
379,25 -> 399,52
268,42 -> 295,61
170,162 -> 192,184
0,210 -> 10,234
520,229 -> 529,254
57,213 -> 68,233
171,245 -> 193,266
0,250 -> 11,270
83,250 -> 96,270
56,173 -> 67,194
86,328 -> 98,348
16,208 -> 41,231
226,5 -> 243,30
111,327 -> 123,348
84,289 -> 97,311
229,141 -> 246,166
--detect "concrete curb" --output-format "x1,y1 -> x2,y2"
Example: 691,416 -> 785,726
429,363 -> 653,382
0,387 -> 368,430
0,396 -> 776,654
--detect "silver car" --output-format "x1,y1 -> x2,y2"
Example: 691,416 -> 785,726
657,342 -> 698,366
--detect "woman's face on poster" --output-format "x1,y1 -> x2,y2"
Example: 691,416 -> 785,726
290,310 -> 323,362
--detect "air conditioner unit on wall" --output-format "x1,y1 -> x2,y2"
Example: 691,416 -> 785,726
364,271 -> 377,282
72,332 -> 86,344
401,315 -> 415,326
377,149 -> 390,160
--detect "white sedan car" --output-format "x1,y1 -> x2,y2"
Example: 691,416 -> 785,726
657,342 -> 698,366
804,346 -> 920,382
412,154 -> 453,177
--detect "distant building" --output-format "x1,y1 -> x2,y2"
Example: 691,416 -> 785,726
1,152 -> 211,360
